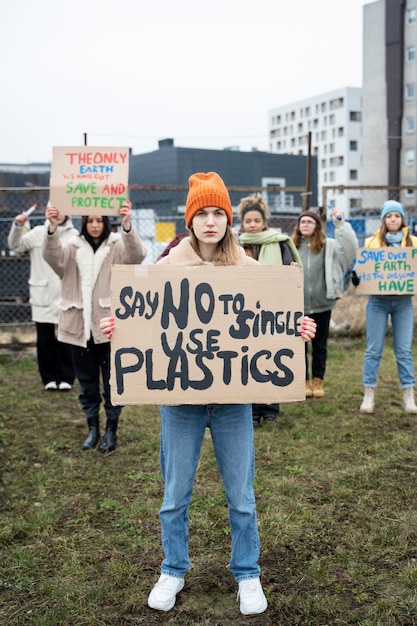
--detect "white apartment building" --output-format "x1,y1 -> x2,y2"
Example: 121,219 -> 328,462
268,87 -> 362,215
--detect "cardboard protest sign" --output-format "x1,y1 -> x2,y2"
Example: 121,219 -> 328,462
110,264 -> 306,405
355,247 -> 417,295
49,146 -> 129,215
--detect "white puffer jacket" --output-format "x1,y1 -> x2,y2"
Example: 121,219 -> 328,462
7,218 -> 79,323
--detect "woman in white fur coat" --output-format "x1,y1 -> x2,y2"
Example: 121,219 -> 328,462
43,201 -> 147,453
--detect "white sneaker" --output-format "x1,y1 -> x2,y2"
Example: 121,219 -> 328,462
58,382 -> 72,391
238,577 -> 268,615
44,381 -> 57,391
148,574 -> 185,611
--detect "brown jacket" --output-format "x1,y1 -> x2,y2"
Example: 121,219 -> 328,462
156,236 -> 258,267
43,227 -> 146,347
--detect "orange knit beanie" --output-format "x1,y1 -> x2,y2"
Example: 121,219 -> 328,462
185,172 -> 233,228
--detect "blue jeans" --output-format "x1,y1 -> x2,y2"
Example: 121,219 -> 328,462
159,403 -> 261,582
363,295 -> 415,388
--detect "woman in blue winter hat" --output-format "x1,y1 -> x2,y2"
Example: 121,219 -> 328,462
360,200 -> 417,413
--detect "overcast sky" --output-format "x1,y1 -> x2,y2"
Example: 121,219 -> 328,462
1,0 -> 368,164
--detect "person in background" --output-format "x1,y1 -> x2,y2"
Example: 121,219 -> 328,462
43,201 -> 147,453
8,207 -> 78,391
291,208 -> 357,399
156,231 -> 189,261
237,192 -> 301,426
360,200 -> 417,414
100,172 -> 316,616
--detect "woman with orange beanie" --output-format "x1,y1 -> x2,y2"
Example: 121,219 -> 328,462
100,172 -> 316,615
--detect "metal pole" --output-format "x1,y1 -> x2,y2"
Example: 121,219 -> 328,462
303,131 -> 312,211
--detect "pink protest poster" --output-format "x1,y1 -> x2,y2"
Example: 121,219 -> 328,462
49,146 -> 130,215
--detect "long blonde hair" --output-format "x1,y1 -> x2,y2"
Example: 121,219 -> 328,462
189,225 -> 242,265
379,218 -> 413,246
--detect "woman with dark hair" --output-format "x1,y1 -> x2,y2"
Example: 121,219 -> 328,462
237,192 -> 301,425
291,208 -> 357,398
43,202 -> 147,452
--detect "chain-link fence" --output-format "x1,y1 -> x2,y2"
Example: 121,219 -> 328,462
0,184 -> 307,326
322,185 -> 417,245
3,183 -> 417,326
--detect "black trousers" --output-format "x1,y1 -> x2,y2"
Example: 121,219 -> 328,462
305,309 -> 332,381
36,322 -> 74,386
71,338 -> 121,423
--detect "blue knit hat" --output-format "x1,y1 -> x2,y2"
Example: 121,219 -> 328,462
380,200 -> 405,221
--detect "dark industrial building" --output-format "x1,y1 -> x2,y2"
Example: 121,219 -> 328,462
128,138 -> 318,216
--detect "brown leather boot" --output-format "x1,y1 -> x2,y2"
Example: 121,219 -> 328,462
312,377 -> 325,398
305,380 -> 313,398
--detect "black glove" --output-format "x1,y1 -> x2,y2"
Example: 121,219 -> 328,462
351,270 -> 360,287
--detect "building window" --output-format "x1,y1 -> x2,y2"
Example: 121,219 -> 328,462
329,97 -> 344,110
349,170 -> 358,180
350,111 -> 362,121
321,102 -> 327,112
406,149 -> 415,164
329,114 -> 335,125
406,83 -> 415,99
321,159 -> 327,168
406,117 -> 415,132
313,146 -> 319,155
290,111 -> 296,120
305,106 -> 310,117
350,140 -> 358,150
407,46 -> 416,62
277,141 -> 281,150
338,127 -> 344,137
298,122 -> 303,132
276,115 -> 281,124
313,118 -> 319,129
291,138 -> 296,147
405,185 -> 415,197
329,171 -> 335,182
350,198 -> 362,209
283,126 -> 288,136
407,8 -> 416,24
329,143 -> 335,154
321,130 -> 327,141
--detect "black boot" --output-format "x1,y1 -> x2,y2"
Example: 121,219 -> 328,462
264,403 -> 280,422
252,404 -> 262,428
98,420 -> 118,453
82,418 -> 100,450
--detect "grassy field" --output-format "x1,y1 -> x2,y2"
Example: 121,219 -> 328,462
1,335 -> 417,625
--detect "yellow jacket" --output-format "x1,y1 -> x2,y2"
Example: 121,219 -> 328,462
365,226 -> 417,248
